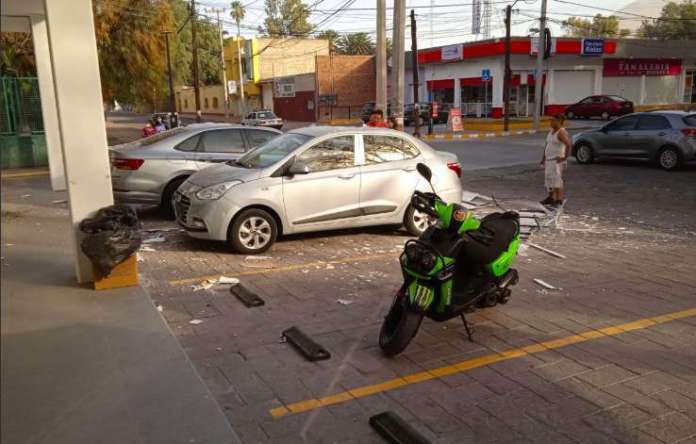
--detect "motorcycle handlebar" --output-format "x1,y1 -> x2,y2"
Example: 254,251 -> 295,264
411,191 -> 441,218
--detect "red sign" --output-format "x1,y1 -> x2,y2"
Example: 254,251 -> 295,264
431,102 -> 439,118
603,58 -> 682,77
448,108 -> 463,132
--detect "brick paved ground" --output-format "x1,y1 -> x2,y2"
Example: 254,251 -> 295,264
137,159 -> 696,443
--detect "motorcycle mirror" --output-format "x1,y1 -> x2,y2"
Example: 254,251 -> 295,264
416,163 -> 432,182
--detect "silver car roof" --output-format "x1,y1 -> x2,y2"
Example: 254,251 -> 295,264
291,125 -> 409,137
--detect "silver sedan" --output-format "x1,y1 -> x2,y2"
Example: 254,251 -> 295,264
175,126 -> 463,253
109,123 -> 281,216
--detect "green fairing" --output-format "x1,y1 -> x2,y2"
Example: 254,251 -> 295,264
457,212 -> 481,234
488,235 -> 520,277
435,201 -> 453,229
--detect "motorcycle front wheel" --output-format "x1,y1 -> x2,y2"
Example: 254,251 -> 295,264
379,287 -> 424,356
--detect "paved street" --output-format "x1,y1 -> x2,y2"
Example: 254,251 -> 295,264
126,137 -> 696,443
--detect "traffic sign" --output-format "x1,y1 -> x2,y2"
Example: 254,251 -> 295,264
481,69 -> 491,81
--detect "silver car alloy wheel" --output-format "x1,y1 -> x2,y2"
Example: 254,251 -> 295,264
577,145 -> 592,163
412,208 -> 435,233
238,216 -> 272,250
659,149 -> 678,170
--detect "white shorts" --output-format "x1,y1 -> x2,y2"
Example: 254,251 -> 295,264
545,161 -> 565,189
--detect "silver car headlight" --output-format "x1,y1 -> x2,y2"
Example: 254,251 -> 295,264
195,181 -> 242,200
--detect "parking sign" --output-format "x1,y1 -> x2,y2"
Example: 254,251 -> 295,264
482,69 -> 491,81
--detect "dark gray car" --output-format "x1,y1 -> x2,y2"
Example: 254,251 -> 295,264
572,111 -> 696,170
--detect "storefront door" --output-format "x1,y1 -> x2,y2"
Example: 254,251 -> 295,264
684,70 -> 695,104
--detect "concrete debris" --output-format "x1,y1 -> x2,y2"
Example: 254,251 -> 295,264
192,276 -> 240,291
189,319 -> 203,325
139,245 -> 156,252
191,281 -> 214,292
528,243 -> 566,259
245,255 -> 273,261
141,227 -> 182,233
156,305 -> 163,312
142,234 -> 166,244
20,194 -> 31,198
217,276 -> 240,285
336,299 -> 353,305
533,278 -> 556,290
136,253 -> 144,262
51,199 -> 67,204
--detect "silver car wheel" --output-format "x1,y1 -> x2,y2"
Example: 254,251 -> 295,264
577,145 -> 592,163
412,209 -> 435,233
659,149 -> 678,170
238,216 -> 272,250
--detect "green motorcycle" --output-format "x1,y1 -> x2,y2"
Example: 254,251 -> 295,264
379,163 -> 520,356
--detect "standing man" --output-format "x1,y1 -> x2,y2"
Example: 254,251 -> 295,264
540,114 -> 571,207
367,109 -> 390,128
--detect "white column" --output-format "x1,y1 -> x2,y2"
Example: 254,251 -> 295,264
30,14 -> 65,191
491,65 -> 504,109
594,67 -> 602,95
45,0 -> 114,283
453,79 -> 461,109
640,75 -> 646,104
545,69 -> 554,107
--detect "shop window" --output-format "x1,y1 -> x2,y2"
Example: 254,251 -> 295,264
212,97 -> 219,109
184,99 -> 188,109
204,98 -> 209,109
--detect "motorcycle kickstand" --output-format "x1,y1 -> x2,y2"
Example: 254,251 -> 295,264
460,314 -> 473,341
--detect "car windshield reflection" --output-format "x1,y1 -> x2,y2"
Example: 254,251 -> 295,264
233,133 -> 312,169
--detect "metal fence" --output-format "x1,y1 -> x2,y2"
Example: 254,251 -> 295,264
1,77 -> 44,135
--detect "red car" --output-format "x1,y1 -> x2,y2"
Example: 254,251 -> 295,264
564,95 -> 634,120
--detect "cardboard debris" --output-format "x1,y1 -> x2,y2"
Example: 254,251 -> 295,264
528,242 -> 566,259
533,278 -> 556,290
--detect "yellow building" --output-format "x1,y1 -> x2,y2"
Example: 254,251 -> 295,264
224,37 -> 329,116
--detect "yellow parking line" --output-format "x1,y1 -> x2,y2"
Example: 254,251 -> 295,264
168,252 -> 397,286
269,307 -> 696,419
1,170 -> 49,179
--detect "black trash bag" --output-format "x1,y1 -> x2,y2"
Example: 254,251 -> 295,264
79,205 -> 141,276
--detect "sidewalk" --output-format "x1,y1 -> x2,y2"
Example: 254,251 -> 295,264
1,177 -> 239,444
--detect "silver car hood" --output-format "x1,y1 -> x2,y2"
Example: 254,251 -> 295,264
187,163 -> 262,187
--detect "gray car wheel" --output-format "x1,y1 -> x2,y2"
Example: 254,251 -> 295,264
404,204 -> 435,236
229,209 -> 278,254
658,147 -> 681,171
575,143 -> 594,165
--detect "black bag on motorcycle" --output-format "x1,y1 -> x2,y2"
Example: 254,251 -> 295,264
79,205 -> 142,276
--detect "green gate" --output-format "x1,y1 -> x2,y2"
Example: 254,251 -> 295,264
1,77 -> 47,169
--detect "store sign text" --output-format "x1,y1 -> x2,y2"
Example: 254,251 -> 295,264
603,58 -> 682,77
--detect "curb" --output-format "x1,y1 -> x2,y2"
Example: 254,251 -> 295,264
422,129 -> 538,141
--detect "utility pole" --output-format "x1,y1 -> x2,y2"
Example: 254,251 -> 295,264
533,0 -> 547,130
410,9 -> 420,137
503,4 -> 511,132
207,8 -> 229,118
163,30 -> 175,117
234,15 -> 246,116
191,0 -> 202,122
376,0 -> 387,116
391,0 -> 405,130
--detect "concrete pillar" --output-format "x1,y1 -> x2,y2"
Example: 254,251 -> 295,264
45,0 -> 114,283
490,65 -> 504,117
640,74 -> 647,104
375,0 -> 387,113
594,68 -> 602,95
545,69 -> 554,110
30,14 -> 65,191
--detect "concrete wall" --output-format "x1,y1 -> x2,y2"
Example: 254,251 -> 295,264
257,38 -> 329,81
175,85 -> 225,115
316,55 -> 376,107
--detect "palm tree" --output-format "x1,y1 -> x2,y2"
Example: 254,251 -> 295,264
336,33 -> 375,55
230,1 -> 245,25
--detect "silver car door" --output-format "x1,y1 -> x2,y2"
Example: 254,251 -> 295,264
598,114 -> 639,156
358,134 -> 421,219
194,129 -> 247,168
282,135 -> 361,227
634,114 -> 672,158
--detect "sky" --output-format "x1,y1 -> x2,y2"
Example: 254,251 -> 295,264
197,0 -> 669,49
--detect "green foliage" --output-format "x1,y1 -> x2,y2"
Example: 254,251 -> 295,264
94,0 -> 221,108
262,0 -> 312,36
316,29 -> 340,50
562,14 -> 630,38
230,1 -> 245,24
0,33 -> 35,77
336,32 -> 375,55
640,0 -> 696,39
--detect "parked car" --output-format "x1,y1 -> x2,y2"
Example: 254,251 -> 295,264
564,95 -> 634,120
174,126 -> 463,253
572,111 -> 696,171
360,101 -> 392,123
241,110 -> 283,129
110,123 -> 281,216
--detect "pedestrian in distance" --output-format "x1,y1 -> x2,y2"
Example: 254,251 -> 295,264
367,109 -> 390,128
153,116 -> 167,133
142,121 -> 157,138
540,114 -> 572,208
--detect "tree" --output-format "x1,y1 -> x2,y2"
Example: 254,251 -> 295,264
0,32 -> 35,77
640,0 -> 696,40
316,29 -> 340,51
230,1 -> 245,25
562,14 -> 630,38
336,33 -> 375,55
262,0 -> 312,36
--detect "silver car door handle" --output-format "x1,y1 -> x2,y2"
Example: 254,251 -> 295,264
338,173 -> 355,180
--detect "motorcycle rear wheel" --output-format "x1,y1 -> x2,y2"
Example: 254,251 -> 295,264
379,287 -> 424,356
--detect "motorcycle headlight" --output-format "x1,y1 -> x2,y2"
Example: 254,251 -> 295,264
195,181 -> 242,200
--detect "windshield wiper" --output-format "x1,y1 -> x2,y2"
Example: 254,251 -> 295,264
229,159 -> 250,168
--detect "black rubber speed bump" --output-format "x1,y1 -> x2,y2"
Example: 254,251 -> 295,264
282,327 -> 331,361
369,411 -> 430,444
231,284 -> 264,307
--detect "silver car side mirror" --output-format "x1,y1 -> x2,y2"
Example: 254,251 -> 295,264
287,160 -> 310,175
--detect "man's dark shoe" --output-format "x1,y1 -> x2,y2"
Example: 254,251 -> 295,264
540,196 -> 553,205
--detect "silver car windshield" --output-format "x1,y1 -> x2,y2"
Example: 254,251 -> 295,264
235,133 -> 312,168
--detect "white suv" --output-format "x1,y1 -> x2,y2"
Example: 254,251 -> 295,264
241,110 -> 283,130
